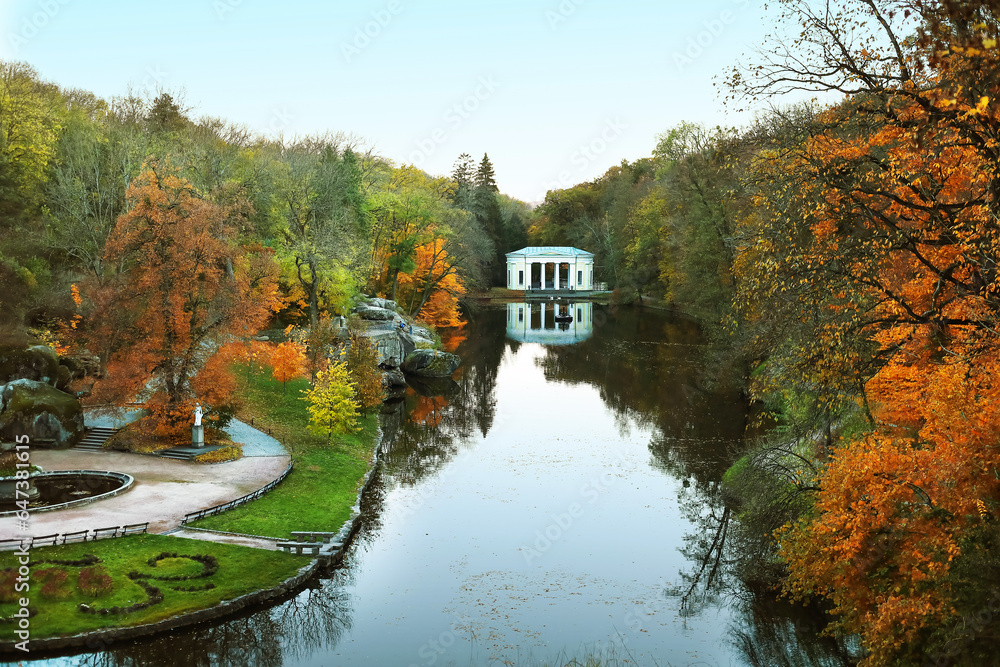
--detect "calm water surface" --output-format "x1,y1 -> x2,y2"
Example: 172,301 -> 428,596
20,304 -> 855,667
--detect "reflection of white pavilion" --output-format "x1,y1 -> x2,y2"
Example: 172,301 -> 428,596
506,302 -> 593,345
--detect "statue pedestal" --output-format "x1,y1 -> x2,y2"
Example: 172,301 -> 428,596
192,424 -> 205,447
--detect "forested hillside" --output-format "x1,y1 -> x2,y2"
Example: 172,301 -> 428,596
529,2 -> 1000,664
0,64 -> 528,338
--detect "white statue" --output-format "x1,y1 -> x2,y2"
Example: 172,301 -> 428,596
194,403 -> 203,427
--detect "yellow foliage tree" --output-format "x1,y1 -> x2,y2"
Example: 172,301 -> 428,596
301,361 -> 359,440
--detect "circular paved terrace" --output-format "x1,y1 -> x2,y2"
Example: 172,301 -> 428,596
0,417 -> 290,540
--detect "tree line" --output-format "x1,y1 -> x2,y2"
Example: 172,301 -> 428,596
528,1 -> 1000,664
0,63 -> 528,436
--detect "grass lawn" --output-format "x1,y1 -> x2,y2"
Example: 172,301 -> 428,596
0,534 -> 308,641
191,363 -> 379,539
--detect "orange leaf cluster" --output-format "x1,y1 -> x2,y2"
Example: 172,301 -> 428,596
88,165 -> 281,440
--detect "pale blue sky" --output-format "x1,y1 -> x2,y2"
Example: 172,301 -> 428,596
2,0 -> 775,202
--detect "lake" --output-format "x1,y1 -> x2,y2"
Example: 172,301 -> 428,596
26,303 -> 857,667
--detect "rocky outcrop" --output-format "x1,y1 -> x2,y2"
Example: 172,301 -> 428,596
0,379 -> 84,448
0,344 -> 60,385
367,297 -> 398,311
350,297 -> 461,393
355,305 -> 396,321
364,329 -> 406,368
382,368 -> 407,388
59,353 -> 101,379
401,350 -> 461,378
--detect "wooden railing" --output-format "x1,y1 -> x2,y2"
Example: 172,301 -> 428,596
0,522 -> 149,551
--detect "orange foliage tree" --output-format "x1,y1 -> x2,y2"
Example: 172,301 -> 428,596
732,10 -> 1000,662
88,164 -> 281,439
270,341 -> 307,393
396,238 -> 467,328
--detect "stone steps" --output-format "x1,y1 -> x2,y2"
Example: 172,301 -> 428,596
155,445 -> 226,461
73,426 -> 118,452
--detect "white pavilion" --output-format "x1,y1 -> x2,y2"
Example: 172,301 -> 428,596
505,247 -> 595,291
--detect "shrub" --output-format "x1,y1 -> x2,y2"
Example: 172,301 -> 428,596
195,445 -> 242,464
0,569 -> 18,603
37,568 -> 72,599
78,566 -> 114,598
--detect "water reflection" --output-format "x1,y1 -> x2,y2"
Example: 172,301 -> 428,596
506,301 -> 593,345
29,304 -> 858,667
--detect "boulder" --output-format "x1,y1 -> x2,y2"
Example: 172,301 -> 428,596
382,368 -> 407,388
401,349 -> 461,378
60,353 -> 101,379
0,345 -> 60,386
368,297 -> 398,312
55,364 -> 72,391
364,330 -> 406,368
396,331 -> 418,360
410,324 -> 433,341
356,305 -> 396,321
0,379 -> 84,448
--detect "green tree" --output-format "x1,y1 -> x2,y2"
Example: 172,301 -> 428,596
279,135 -> 367,326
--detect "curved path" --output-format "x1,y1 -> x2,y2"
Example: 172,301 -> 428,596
0,415 -> 290,540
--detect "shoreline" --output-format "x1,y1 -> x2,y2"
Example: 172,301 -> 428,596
0,423 -> 387,656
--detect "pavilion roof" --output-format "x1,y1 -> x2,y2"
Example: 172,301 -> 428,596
505,246 -> 593,258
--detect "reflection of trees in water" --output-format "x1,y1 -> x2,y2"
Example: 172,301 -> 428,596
729,588 -> 860,667
379,307 -> 511,487
74,574 -> 355,667
672,479 -> 860,667
536,305 -> 747,484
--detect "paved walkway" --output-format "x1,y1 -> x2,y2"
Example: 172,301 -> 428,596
0,412 -> 292,542
0,450 -> 289,538
223,419 -> 286,457
164,527 -> 280,551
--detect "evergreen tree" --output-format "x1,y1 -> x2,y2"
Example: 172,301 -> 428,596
472,153 -> 504,284
450,153 -> 476,211
474,153 -> 497,192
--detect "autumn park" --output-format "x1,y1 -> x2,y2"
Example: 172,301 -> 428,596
2,0 -> 1000,665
